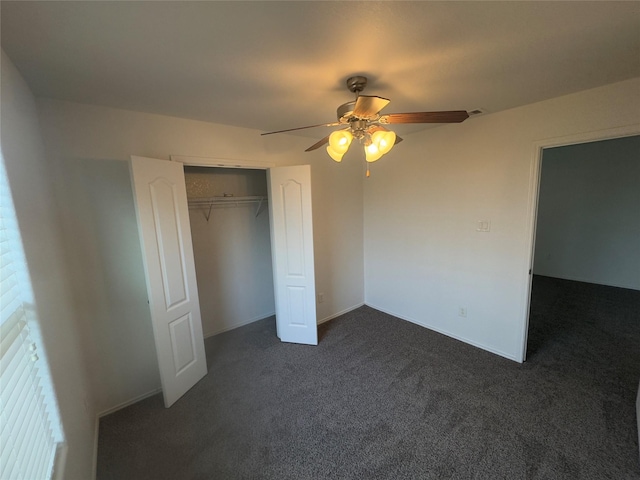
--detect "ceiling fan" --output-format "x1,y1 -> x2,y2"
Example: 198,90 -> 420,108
261,75 -> 469,172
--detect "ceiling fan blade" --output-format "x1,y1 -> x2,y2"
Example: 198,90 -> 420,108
380,111 -> 469,124
353,95 -> 390,118
261,122 -> 340,136
305,134 -> 331,152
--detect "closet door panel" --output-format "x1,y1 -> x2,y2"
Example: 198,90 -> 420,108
130,155 -> 207,407
268,165 -> 318,345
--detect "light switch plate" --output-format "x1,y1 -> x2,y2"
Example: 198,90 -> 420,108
476,220 -> 491,232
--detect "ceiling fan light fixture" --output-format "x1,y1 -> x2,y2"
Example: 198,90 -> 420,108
328,130 -> 353,154
326,145 -> 344,162
365,142 -> 383,163
372,130 -> 396,156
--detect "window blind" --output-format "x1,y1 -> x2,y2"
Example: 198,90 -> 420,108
0,156 -> 64,480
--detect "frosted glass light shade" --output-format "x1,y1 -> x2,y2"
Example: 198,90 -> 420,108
372,130 -> 396,155
328,130 -> 353,154
365,142 -> 383,163
326,146 -> 344,162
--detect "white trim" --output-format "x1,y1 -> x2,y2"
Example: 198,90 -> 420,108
202,302 -> 367,338
96,388 -> 163,419
534,273 -> 639,292
91,417 -> 99,480
203,312 -> 276,338
170,155 -> 275,169
318,302 -> 365,325
91,388 -> 161,480
202,303 -> 367,338
519,123 -> 640,362
366,302 -> 519,362
531,124 -> 640,150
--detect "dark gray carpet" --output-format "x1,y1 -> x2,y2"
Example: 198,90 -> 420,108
97,276 -> 640,479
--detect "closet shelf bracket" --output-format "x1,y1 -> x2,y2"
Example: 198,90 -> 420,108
255,197 -> 265,218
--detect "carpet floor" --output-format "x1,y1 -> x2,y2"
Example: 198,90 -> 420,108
97,276 -> 640,479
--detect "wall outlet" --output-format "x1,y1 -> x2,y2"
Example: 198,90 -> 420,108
318,293 -> 324,303
458,307 -> 467,317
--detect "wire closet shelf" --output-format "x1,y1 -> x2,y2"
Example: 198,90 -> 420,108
188,195 -> 268,221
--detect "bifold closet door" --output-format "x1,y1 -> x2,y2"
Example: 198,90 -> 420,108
130,155 -> 207,407
268,165 -> 318,345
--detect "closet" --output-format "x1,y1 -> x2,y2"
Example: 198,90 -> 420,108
184,167 -> 275,338
130,155 -> 317,407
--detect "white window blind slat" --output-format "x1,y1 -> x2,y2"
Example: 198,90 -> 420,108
0,283 -> 22,335
14,386 -> 40,471
27,425 -> 49,480
37,435 -> 57,480
29,438 -> 48,480
0,365 -> 32,439
0,325 -> 26,376
0,413 -> 19,479
2,361 -> 33,437
2,331 -> 33,406
20,402 -> 49,479
4,458 -> 18,480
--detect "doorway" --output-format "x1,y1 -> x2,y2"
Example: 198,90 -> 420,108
525,134 -> 640,358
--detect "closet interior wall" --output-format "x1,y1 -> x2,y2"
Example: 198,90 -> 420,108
184,167 -> 275,337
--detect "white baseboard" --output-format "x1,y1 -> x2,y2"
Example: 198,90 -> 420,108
92,388 -> 162,479
203,304 -> 367,337
97,388 -> 162,419
534,273 -> 639,291
318,302 -> 365,325
365,302 -> 520,363
204,312 -> 276,338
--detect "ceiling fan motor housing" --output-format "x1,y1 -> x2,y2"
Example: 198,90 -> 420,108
346,75 -> 368,93
337,101 -> 356,122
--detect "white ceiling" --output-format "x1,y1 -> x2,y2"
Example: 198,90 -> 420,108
2,1 -> 639,138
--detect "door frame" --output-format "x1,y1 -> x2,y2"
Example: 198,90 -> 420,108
171,155 -> 277,335
171,155 -> 275,170
518,123 -> 640,362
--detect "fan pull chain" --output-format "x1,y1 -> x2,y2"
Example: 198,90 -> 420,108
366,163 -> 370,178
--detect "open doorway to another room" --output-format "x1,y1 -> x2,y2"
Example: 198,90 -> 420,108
524,134 -> 640,457
527,135 -> 640,359
527,135 -> 640,357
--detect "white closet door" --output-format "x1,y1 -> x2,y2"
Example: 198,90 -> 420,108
130,156 -> 207,407
268,165 -> 318,345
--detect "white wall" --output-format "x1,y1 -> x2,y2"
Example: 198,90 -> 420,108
364,78 -> 640,361
533,135 -> 640,290
1,51 -> 95,480
36,98 -> 365,414
185,167 -> 275,336
48,157 -> 161,414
